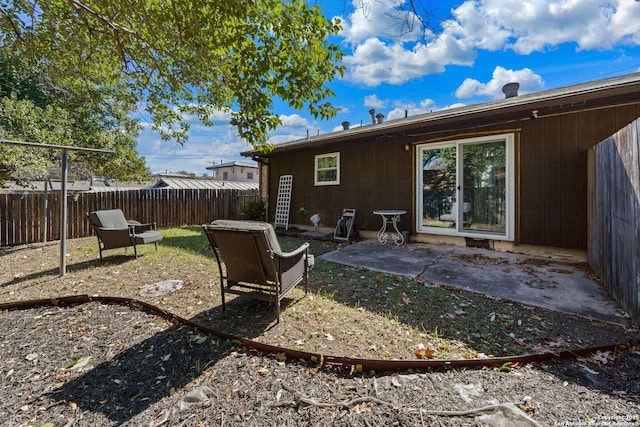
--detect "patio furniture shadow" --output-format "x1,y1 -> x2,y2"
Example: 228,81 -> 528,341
46,318 -> 230,424
0,256 -> 136,288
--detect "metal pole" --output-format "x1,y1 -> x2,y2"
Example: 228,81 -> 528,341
43,181 -> 48,244
0,140 -> 113,276
60,149 -> 68,276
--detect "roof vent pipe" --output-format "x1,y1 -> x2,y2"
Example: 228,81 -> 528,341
375,113 -> 384,124
502,82 -> 519,99
342,121 -> 350,130
369,109 -> 376,125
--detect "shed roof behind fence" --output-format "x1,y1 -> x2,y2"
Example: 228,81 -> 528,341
206,160 -> 258,170
151,178 -> 258,191
0,180 -> 151,193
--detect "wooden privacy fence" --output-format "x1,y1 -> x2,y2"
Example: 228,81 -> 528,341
588,117 -> 640,327
0,188 -> 258,247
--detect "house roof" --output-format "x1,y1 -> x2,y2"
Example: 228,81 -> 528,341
242,72 -> 640,157
88,183 -> 151,192
0,180 -> 150,193
152,172 -> 194,179
150,178 -> 258,191
206,160 -> 258,170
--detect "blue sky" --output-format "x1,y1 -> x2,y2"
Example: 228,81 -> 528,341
136,0 -> 640,175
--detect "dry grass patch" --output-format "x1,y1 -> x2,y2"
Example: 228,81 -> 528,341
1,225 -> 635,361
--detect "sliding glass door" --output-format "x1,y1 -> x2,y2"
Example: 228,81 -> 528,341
417,134 -> 514,240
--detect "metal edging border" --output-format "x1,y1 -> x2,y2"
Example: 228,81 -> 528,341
0,295 -> 628,373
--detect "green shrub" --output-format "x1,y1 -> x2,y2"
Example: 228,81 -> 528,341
240,198 -> 267,221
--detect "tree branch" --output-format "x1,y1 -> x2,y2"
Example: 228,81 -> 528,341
67,0 -> 137,35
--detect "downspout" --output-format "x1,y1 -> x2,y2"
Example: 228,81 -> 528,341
252,155 -> 270,221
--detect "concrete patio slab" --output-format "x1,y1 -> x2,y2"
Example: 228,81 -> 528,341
320,239 -> 632,327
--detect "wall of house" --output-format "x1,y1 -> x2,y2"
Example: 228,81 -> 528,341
214,166 -> 258,182
267,138 -> 413,234
265,103 -> 640,250
519,105 -> 640,248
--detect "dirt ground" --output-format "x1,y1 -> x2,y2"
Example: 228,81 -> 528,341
1,233 -> 639,425
1,302 -> 639,426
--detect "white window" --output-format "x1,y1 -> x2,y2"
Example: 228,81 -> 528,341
314,152 -> 340,186
416,133 -> 515,241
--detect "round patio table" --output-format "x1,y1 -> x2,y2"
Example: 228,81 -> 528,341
373,210 -> 407,245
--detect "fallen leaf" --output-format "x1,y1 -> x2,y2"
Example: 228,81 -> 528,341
580,364 -> 599,375
498,362 -> 513,372
355,402 -> 373,413
275,352 -> 287,362
66,356 -> 92,370
592,350 -> 611,365
400,292 -> 411,305
414,345 -> 435,359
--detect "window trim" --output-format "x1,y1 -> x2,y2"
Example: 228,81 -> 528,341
314,152 -> 340,186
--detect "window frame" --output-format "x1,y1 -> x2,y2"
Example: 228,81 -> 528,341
314,152 -> 340,186
415,133 -> 515,241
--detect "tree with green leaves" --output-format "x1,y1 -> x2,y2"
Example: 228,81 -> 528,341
0,54 -> 148,185
1,0 -> 344,152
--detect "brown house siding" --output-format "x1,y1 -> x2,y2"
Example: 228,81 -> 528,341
267,138 -> 413,234
264,102 -> 640,250
519,104 -> 639,248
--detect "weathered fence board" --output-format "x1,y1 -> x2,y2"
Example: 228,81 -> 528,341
0,188 -> 257,246
589,118 -> 640,327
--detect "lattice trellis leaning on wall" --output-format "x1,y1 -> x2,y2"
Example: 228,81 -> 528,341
274,175 -> 293,230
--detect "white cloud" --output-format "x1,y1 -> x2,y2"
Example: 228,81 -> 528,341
450,0 -> 640,54
387,99 -> 466,120
343,36 -> 475,86
364,94 -> 388,108
338,0 -> 640,86
209,110 -> 232,122
338,0 -> 425,44
267,132 -> 308,146
136,107 -> 255,174
266,114 -> 325,145
278,114 -> 312,128
455,66 -> 545,99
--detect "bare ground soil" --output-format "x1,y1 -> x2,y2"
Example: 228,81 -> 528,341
1,230 -> 639,425
1,302 -> 639,426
